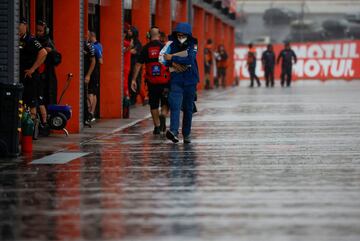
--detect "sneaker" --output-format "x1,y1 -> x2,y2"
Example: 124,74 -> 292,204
159,115 -> 166,133
183,136 -> 191,144
153,126 -> 161,135
88,113 -> 96,122
166,130 -> 179,143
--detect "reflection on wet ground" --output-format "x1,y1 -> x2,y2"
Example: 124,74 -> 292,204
1,82 -> 360,241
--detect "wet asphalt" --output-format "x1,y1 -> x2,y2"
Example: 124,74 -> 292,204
1,81 -> 360,241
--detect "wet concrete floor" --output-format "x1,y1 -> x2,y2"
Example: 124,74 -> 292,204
1,82 -> 360,241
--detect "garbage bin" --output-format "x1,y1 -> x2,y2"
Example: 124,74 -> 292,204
0,83 -> 24,157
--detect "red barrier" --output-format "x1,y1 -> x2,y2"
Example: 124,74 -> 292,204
234,40 -> 360,81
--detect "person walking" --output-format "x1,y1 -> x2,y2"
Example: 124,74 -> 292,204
163,23 -> 199,144
131,26 -> 170,135
277,42 -> 297,87
261,44 -> 276,87
247,43 -> 261,87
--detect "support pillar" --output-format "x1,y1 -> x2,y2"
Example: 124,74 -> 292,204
53,0 -> 82,132
193,6 -> 205,90
155,0 -> 172,35
100,0 -> 123,118
176,0 -> 187,23
132,0 -> 151,44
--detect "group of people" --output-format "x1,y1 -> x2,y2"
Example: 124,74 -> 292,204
246,42 -> 298,87
126,23 -> 199,143
204,40 -> 229,89
19,18 -> 59,139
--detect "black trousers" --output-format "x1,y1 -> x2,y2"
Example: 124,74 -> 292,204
281,65 -> 292,86
264,67 -> 275,87
248,66 -> 260,86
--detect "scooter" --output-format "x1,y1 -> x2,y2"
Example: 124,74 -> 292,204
46,73 -> 73,136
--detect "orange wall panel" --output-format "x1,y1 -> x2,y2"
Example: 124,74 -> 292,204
53,0 -> 82,133
155,0 -> 172,35
100,0 -> 123,118
132,0 -> 151,44
193,6 -> 205,90
176,0 -> 188,23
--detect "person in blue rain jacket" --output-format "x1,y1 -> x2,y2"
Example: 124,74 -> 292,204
163,22 -> 199,144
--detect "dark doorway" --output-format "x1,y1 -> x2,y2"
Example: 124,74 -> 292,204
36,0 -> 53,38
88,2 -> 101,118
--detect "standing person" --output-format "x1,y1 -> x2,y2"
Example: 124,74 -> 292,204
131,26 -> 170,135
83,31 -> 96,125
123,24 -> 132,118
19,18 -> 47,139
215,44 -> 228,88
36,20 -> 56,134
277,42 -> 297,87
247,43 -> 261,87
261,44 -> 276,87
127,26 -> 144,105
89,31 -> 103,120
204,39 -> 213,89
163,23 -> 199,144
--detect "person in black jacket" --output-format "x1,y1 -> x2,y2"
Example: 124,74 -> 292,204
36,21 -> 58,134
19,19 -> 48,139
261,44 -> 276,87
127,26 -> 144,105
277,42 -> 297,87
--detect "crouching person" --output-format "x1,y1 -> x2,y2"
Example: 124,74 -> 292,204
163,23 -> 199,144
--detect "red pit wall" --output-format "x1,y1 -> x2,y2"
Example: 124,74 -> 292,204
234,40 -> 360,81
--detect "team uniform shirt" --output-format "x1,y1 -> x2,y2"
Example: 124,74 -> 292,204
216,51 -> 228,69
37,35 -> 55,73
84,41 -> 96,73
93,41 -> 103,61
139,40 -> 170,85
278,49 -> 297,67
247,48 -> 257,68
261,50 -> 276,69
19,34 -> 43,81
19,34 -> 44,107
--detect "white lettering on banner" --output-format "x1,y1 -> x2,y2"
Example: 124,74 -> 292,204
350,43 -> 360,58
293,60 -> 304,77
319,60 -> 332,76
308,45 -> 324,58
234,41 -> 359,79
304,60 -> 321,77
322,44 -> 335,58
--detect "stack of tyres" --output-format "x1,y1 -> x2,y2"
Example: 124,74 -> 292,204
0,83 -> 24,157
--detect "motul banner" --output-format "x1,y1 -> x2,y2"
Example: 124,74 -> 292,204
234,40 -> 360,80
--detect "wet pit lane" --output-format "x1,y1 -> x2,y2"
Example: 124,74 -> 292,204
1,82 -> 360,241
